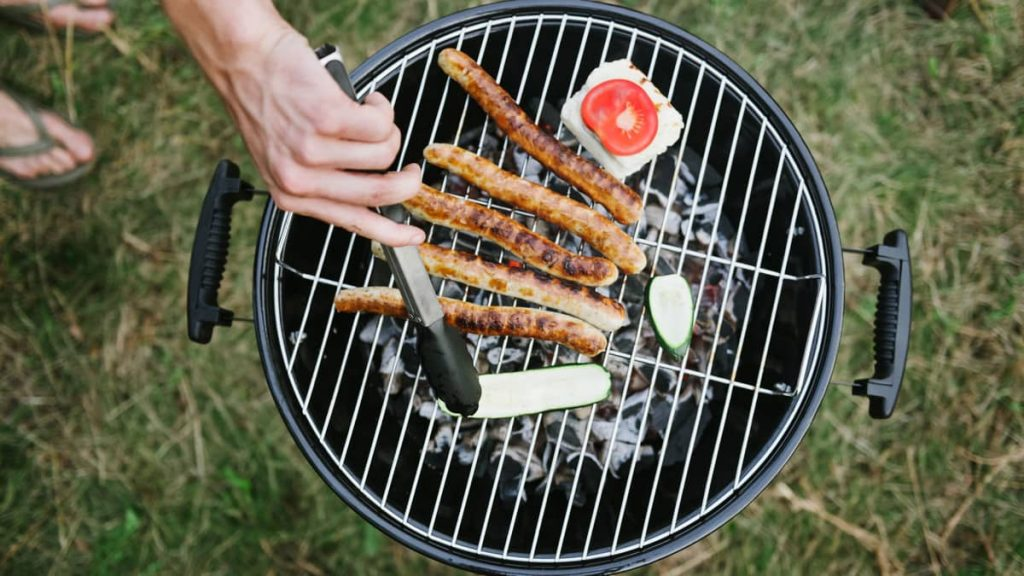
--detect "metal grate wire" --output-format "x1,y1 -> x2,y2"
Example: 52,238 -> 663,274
268,12 -> 829,565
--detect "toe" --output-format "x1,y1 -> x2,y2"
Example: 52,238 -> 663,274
33,149 -> 66,176
48,147 -> 77,173
40,112 -> 95,163
0,142 -> 85,182
0,157 -> 34,180
20,156 -> 48,179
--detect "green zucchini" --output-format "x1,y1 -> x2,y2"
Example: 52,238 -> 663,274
646,274 -> 695,357
438,363 -> 611,419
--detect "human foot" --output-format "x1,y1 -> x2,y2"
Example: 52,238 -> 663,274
0,89 -> 95,189
0,0 -> 115,33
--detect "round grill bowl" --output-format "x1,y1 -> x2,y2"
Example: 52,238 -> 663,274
250,1 -> 847,573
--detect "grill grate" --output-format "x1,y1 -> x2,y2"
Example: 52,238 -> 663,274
266,12 -> 829,565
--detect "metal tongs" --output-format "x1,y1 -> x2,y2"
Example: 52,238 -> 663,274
315,44 -> 481,416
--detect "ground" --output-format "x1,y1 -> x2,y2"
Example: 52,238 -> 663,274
1,0 -> 1022,574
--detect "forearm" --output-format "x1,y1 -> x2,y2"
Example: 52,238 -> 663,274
162,0 -> 424,245
162,0 -> 294,94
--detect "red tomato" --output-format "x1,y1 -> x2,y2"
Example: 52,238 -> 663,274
580,79 -> 658,156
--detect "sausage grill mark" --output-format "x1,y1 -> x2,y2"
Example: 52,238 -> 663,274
403,184 -> 619,287
424,143 -> 647,274
371,242 -> 628,332
437,48 -> 644,225
334,287 -> 608,357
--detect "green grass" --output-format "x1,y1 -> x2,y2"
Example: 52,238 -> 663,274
1,0 -> 1022,574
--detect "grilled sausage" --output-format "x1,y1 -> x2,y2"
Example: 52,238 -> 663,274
403,184 -> 618,287
334,287 -> 608,357
424,143 -> 647,274
372,242 -> 628,331
437,48 -> 643,225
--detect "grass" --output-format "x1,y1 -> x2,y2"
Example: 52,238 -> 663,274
1,0 -> 1021,574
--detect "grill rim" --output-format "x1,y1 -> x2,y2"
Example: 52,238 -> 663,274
251,1 -> 845,574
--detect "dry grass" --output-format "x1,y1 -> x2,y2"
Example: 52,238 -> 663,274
1,0 -> 1022,574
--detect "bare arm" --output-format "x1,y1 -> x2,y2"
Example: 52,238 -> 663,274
163,0 -> 425,246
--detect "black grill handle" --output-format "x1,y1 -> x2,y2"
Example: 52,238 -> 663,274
852,229 -> 912,419
187,159 -> 255,344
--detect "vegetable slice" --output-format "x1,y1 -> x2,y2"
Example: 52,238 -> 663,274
646,274 -> 695,357
580,79 -> 658,156
438,363 -> 611,419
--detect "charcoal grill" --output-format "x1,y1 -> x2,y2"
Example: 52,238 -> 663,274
185,1 -> 912,573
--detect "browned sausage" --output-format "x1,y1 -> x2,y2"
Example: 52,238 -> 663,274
372,242 -> 628,331
424,143 -> 647,274
403,184 -> 618,287
334,287 -> 608,357
437,48 -> 643,225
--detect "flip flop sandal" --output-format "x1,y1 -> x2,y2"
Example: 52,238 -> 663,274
0,0 -> 114,38
0,88 -> 93,190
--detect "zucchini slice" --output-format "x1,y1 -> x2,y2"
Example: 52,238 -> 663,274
646,274 -> 695,357
438,363 -> 611,419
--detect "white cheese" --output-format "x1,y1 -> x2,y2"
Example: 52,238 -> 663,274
561,59 -> 684,180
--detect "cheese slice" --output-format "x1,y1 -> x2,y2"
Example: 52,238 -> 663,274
561,60 -> 684,180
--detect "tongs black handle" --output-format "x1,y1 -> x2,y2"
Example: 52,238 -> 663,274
853,229 -> 912,419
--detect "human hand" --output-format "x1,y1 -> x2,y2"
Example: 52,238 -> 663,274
165,2 -> 424,246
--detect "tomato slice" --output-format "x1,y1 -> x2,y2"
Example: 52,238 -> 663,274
580,79 -> 658,156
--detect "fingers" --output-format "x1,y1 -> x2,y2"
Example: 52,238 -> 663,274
293,88 -> 404,170
273,162 -> 421,207
295,124 -> 402,170
269,162 -> 425,245
317,91 -> 396,143
362,92 -> 392,114
328,204 -> 427,247
275,195 -> 426,247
